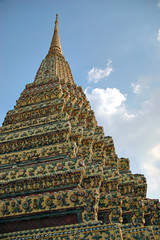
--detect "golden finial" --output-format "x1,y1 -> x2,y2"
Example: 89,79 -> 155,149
47,14 -> 63,56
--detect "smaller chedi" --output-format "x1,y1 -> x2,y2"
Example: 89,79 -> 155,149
0,14 -> 159,240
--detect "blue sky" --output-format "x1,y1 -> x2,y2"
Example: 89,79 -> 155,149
0,0 -> 160,199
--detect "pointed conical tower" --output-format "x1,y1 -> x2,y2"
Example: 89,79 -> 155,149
0,15 -> 160,240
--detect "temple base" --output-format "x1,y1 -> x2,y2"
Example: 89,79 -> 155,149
0,222 -> 160,240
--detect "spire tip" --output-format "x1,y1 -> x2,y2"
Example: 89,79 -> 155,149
47,13 -> 63,57
56,14 -> 58,22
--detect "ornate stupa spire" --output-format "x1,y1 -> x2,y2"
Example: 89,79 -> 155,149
47,14 -> 63,57
34,14 -> 74,84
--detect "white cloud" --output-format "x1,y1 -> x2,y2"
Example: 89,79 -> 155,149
157,29 -> 160,42
143,161 -> 160,192
131,83 -> 142,94
131,74 -> 160,96
149,143 -> 160,159
88,59 -> 113,83
157,1 -> 160,8
85,87 -> 126,115
124,112 -> 135,119
85,79 -> 160,200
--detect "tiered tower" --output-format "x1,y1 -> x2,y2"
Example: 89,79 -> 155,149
0,15 -> 160,240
